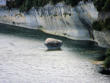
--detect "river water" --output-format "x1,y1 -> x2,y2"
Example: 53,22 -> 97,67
0,23 -> 110,83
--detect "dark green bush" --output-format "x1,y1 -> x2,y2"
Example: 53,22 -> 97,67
92,21 -> 103,31
93,0 -> 106,11
104,56 -> 110,69
7,0 -> 88,11
92,18 -> 110,31
7,0 -> 110,12
102,0 -> 110,11
105,49 -> 110,57
103,49 -> 110,69
93,0 -> 110,12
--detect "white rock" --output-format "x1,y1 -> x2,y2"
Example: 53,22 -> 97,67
44,38 -> 63,50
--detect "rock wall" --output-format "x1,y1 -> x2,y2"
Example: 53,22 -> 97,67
94,31 -> 110,48
0,1 -> 98,40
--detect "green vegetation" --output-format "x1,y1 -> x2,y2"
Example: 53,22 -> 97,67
104,49 -> 110,69
93,0 -> 110,72
92,18 -> 110,31
102,0 -> 110,12
93,0 -> 110,12
7,0 -> 88,12
105,49 -> 110,57
92,21 -> 103,31
104,56 -> 110,69
92,0 -> 110,31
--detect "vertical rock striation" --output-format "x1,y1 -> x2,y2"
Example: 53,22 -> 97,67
0,1 -> 98,40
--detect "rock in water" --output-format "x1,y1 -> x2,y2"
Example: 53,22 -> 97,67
44,38 -> 63,50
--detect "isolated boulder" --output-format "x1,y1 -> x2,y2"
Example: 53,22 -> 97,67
44,38 -> 63,50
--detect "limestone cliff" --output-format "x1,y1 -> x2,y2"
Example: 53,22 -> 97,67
0,1 -> 98,40
94,30 -> 110,48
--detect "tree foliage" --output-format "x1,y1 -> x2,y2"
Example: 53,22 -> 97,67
93,18 -> 110,31
7,0 -> 87,11
93,0 -> 110,31
93,0 -> 110,12
102,0 -> 110,11
104,56 -> 110,69
103,49 -> 110,69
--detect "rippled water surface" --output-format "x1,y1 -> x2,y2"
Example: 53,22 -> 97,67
0,24 -> 110,83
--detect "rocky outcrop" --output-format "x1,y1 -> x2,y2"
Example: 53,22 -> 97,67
44,38 -> 63,50
93,31 -> 110,48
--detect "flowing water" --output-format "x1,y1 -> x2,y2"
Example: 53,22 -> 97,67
0,24 -> 110,83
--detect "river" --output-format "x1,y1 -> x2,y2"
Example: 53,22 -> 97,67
0,23 -> 110,83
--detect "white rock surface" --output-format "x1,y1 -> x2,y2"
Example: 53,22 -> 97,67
0,1 -> 98,40
45,38 -> 62,44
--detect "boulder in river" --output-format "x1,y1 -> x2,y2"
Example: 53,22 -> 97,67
44,38 -> 63,50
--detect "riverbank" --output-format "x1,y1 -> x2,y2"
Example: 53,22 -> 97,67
0,23 -> 110,83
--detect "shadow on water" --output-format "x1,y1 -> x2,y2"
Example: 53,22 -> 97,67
0,23 -> 106,60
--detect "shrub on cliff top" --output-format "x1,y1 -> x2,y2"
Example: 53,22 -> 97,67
102,0 -> 110,11
93,0 -> 110,12
7,0 -> 88,11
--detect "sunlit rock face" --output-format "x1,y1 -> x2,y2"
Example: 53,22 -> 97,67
0,1 -> 98,40
44,38 -> 63,50
94,31 -> 110,48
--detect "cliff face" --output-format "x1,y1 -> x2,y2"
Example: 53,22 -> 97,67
94,31 -> 110,48
93,9 -> 110,48
0,1 -> 98,40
